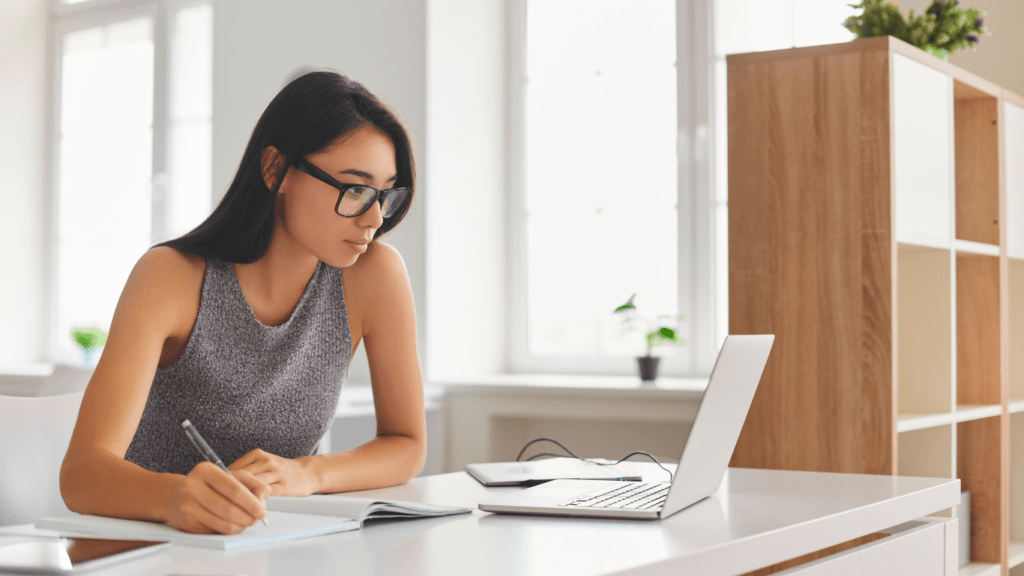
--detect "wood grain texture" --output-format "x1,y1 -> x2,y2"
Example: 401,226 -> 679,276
955,97 -> 1001,245
957,254 -> 1001,405
958,416 -> 1005,564
728,47 -> 894,474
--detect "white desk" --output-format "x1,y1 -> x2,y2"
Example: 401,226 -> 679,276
2,467 -> 960,576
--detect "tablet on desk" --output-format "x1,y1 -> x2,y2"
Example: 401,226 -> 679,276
466,458 -> 643,487
0,537 -> 168,574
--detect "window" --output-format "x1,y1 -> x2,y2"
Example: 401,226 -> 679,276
51,0 -> 212,363
511,0 -> 715,375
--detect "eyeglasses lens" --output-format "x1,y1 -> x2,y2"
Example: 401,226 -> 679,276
381,188 -> 410,218
337,186 -> 410,218
337,187 -> 377,216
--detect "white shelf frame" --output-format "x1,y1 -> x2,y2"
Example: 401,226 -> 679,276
954,239 -> 1001,256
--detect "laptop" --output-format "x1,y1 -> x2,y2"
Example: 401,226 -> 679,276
478,334 -> 774,520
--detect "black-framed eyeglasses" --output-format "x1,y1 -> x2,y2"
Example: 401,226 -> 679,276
293,157 -> 410,218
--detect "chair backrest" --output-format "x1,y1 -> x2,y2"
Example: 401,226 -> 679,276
0,392 -> 84,526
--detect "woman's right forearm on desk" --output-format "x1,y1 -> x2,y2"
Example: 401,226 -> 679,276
60,448 -> 182,523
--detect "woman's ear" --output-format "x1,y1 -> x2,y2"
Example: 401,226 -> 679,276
260,146 -> 287,191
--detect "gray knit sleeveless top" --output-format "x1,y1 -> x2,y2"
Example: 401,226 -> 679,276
125,257 -> 351,475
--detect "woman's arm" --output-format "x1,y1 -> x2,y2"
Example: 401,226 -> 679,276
229,242 -> 427,494
60,248 -> 269,533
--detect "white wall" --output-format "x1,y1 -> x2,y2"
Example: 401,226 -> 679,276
424,0 -> 508,378
212,0 -> 427,384
0,0 -> 48,366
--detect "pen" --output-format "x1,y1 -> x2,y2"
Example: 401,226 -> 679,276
181,419 -> 269,526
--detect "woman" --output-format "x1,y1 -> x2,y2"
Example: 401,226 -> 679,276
60,71 -> 426,535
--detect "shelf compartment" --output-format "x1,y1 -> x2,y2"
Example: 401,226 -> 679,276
953,84 -> 1000,245
898,245 -> 953,416
1011,260 -> 1024,401
957,254 -> 1001,406
1012,414 -> 1024,558
958,416 -> 1004,565
893,53 -> 953,242
898,424 -> 953,480
1012,541 -> 1024,568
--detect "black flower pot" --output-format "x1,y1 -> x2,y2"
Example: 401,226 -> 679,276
637,356 -> 660,382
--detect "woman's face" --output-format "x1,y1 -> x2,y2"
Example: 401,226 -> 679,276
273,125 -> 398,268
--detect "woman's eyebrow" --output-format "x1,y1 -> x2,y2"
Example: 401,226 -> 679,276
340,168 -> 398,183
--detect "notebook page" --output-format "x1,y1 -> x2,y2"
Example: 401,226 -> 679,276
266,495 -> 470,523
36,511 -> 358,550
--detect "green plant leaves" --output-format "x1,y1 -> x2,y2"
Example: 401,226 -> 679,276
613,293 -> 637,313
72,327 -> 107,350
844,0 -> 987,56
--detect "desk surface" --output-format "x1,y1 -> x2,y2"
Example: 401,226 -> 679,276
1,467 -> 959,576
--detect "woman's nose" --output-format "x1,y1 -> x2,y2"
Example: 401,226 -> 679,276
358,198 -> 385,229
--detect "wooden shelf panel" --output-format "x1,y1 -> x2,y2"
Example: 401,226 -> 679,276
953,86 -> 1000,245
957,254 -> 1001,406
899,245 -> 953,415
958,416 -> 1004,564
1011,400 -> 1024,415
728,44 -> 895,475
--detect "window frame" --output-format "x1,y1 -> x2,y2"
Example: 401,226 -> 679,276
506,0 -> 720,376
47,0 -> 210,364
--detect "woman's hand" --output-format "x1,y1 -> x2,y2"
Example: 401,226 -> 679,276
229,449 -> 318,497
164,462 -> 270,534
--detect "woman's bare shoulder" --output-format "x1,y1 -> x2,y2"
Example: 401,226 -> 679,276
341,241 -> 409,293
120,247 -> 206,324
134,246 -> 206,288
340,241 -> 413,334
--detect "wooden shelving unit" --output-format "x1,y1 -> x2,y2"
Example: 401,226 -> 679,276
727,36 -> 1024,575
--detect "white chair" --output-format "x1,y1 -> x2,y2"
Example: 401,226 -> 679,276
0,391 -> 84,526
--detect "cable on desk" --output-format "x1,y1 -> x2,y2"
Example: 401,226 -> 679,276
515,437 -> 674,481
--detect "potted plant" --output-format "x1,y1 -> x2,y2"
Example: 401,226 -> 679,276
844,0 -> 989,60
613,294 -> 686,382
72,328 -> 107,368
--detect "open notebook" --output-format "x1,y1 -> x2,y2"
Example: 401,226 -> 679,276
36,497 -> 469,550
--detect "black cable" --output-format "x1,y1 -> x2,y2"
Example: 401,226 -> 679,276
515,437 -> 674,481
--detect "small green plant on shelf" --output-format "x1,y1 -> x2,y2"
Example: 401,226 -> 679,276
614,294 -> 686,355
843,0 -> 989,60
614,294 -> 686,382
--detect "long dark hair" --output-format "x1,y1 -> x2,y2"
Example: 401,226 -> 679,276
157,71 -> 416,263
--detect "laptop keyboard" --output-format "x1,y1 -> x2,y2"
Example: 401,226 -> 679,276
559,482 -> 671,510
